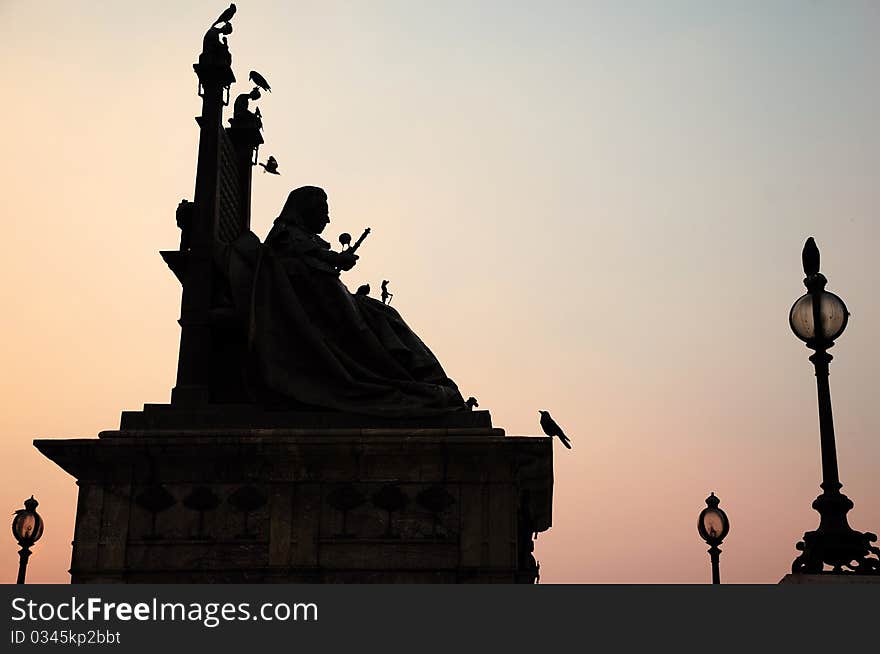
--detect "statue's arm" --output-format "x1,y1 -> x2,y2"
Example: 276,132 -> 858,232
315,249 -> 358,271
268,226 -> 358,271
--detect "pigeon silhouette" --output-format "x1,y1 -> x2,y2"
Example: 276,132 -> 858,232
802,237 -> 820,276
249,70 -> 271,93
539,411 -> 572,449
259,155 -> 279,175
213,3 -> 236,27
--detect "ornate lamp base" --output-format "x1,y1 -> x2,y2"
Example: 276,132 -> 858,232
792,489 -> 880,574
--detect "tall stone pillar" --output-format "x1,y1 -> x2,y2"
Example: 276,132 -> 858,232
170,46 -> 236,407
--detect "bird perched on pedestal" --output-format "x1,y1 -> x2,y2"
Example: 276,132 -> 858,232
249,70 -> 271,93
213,3 -> 236,27
539,411 -> 572,449
259,155 -> 279,175
802,236 -> 820,276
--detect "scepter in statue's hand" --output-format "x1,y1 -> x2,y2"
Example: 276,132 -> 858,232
334,228 -> 370,272
349,228 -> 371,254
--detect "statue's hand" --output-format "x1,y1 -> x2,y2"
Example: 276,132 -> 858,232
336,251 -> 359,271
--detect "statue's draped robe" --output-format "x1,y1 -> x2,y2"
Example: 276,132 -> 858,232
219,223 -> 465,416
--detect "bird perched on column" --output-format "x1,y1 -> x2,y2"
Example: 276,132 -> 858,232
249,70 -> 272,93
539,411 -> 572,449
259,156 -> 279,175
213,3 -> 236,27
802,236 -> 820,276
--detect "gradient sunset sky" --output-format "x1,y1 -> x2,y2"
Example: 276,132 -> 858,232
1,1 -> 879,583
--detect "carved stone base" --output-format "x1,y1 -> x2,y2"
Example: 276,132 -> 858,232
35,426 -> 552,583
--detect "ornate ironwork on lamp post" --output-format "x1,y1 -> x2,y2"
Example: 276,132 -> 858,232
788,238 -> 880,574
11,496 -> 44,584
697,493 -> 729,584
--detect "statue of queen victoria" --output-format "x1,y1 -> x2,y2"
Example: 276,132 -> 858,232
217,186 -> 467,417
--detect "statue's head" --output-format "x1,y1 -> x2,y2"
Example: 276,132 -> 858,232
278,186 -> 329,234
220,23 -> 233,36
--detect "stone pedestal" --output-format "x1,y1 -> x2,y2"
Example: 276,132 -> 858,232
35,421 -> 552,583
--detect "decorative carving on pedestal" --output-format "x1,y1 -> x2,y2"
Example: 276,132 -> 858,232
327,484 -> 366,538
183,486 -> 220,539
227,485 -> 267,539
372,484 -> 408,538
417,486 -> 456,539
134,485 -> 176,540
517,490 -> 540,584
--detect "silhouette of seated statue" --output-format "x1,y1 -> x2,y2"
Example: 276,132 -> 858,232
218,186 -> 466,417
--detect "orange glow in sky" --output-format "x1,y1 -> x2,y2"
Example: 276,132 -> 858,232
1,1 -> 879,583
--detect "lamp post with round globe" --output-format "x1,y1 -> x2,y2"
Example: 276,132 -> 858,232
11,496 -> 44,584
788,238 -> 879,574
697,493 -> 730,584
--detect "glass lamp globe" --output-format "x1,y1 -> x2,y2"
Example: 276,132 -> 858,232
701,510 -> 725,539
697,493 -> 729,544
789,291 -> 849,343
12,496 -> 44,546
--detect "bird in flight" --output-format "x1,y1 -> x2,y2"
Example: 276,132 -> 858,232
539,411 -> 572,449
213,3 -> 236,27
802,236 -> 820,276
259,156 -> 280,175
249,70 -> 271,93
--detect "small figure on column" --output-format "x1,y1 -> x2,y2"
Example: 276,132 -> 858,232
201,23 -> 233,67
381,279 -> 393,305
176,199 -> 194,251
232,87 -> 262,129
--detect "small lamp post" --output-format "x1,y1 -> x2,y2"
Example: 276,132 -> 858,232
788,238 -> 880,574
12,496 -> 44,584
698,493 -> 729,584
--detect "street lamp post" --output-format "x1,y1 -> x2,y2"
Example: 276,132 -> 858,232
11,496 -> 44,584
788,238 -> 880,575
697,492 -> 730,584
